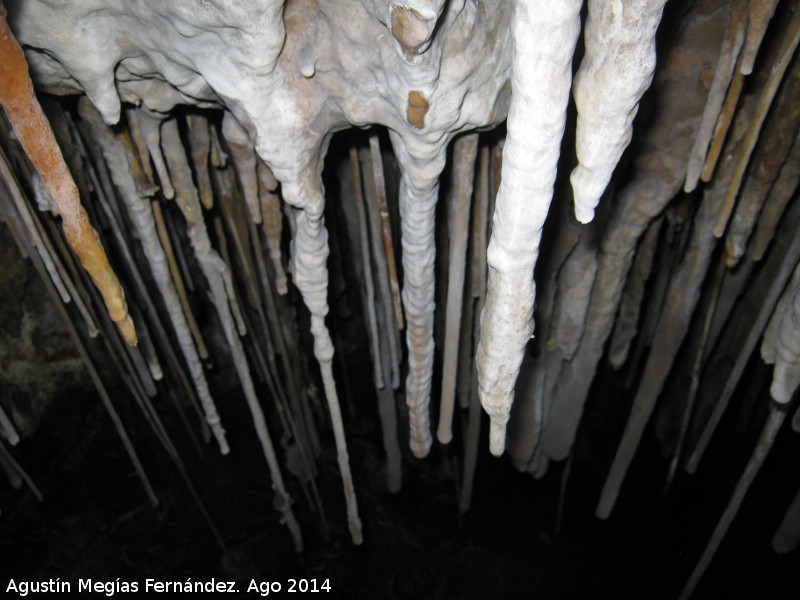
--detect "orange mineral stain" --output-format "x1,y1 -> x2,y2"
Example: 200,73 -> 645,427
0,5 -> 136,345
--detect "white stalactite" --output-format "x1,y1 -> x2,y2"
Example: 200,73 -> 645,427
570,0 -> 666,223
389,133 -> 447,458
282,174 -> 363,545
160,115 -> 303,551
82,102 -> 230,455
476,0 -> 582,456
762,260 -> 800,403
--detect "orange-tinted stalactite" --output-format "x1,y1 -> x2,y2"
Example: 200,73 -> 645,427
0,4 -> 136,345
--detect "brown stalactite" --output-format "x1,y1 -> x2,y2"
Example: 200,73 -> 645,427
543,2 -> 728,462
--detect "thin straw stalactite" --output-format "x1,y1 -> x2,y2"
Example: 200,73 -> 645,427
437,132 -> 478,445
713,6 -> 800,238
282,171 -> 363,545
158,113 -> 303,551
684,0 -> 747,192
361,145 -> 402,390
596,88 -> 751,519
679,402 -> 789,600
368,133 -> 403,332
350,146 -> 384,390
79,100 -> 230,455
687,196 -> 800,473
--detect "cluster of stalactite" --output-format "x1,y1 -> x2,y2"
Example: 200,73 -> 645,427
0,0 -> 799,596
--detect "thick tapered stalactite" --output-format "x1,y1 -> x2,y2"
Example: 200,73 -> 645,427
477,0 -> 582,456
596,86 -> 752,519
0,8 -> 135,346
739,0 -> 780,75
282,173 -> 363,545
543,3 -> 728,462
390,134 -> 445,458
571,0 -> 666,223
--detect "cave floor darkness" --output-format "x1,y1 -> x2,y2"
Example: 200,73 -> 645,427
0,374 -> 798,600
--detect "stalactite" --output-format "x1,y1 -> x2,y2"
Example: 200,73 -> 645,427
360,145 -> 402,391
186,113 -> 215,211
684,0 -> 747,192
570,0 -> 667,223
222,112 -> 262,225
477,0 -> 582,456
607,217 -> 662,369
281,172 -> 363,545
751,128 -> 800,261
679,403 -> 788,600
739,0 -> 781,75
159,114 -> 303,551
437,132 -> 478,445
0,404 -> 19,446
79,101 -> 230,455
350,147 -> 384,392
596,86 -> 752,519
687,197 -> 800,473
772,482 -> 800,554
369,134 -> 403,332
0,440 -> 42,502
134,108 -> 175,201
152,200 -> 210,360
544,2 -> 727,462
257,161 -> 288,295
457,145 -> 490,412
714,7 -> 800,237
761,261 -> 800,404
725,52 -> 800,265
388,133 -> 445,458
0,8 -> 135,345
376,276 -> 403,495
665,253 -> 727,491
